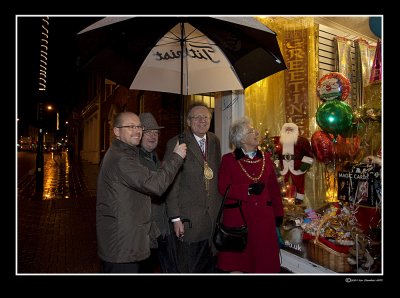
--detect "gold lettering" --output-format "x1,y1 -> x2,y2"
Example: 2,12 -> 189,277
286,48 -> 305,59
288,70 -> 304,81
291,93 -> 303,104
286,39 -> 304,49
287,60 -> 304,70
288,81 -> 304,93
287,102 -> 304,115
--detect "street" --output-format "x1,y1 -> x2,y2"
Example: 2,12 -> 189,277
17,151 -> 101,274
17,151 -> 38,185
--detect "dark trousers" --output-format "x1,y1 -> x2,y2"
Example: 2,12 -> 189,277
139,234 -> 179,273
102,260 -> 139,273
158,234 -> 180,273
174,239 -> 216,273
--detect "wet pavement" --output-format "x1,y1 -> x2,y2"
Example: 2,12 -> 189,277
17,152 -> 101,274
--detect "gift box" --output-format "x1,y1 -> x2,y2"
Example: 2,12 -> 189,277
337,173 -> 351,203
337,163 -> 381,207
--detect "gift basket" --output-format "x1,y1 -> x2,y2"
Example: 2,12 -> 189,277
306,213 -> 351,272
301,203 -> 360,272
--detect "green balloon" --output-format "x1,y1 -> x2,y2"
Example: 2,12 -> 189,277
316,100 -> 353,136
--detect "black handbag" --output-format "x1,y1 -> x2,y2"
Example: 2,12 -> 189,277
213,185 -> 248,252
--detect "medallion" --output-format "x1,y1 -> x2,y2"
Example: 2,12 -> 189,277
204,161 -> 214,180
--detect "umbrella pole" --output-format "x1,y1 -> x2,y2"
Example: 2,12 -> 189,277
179,22 -> 184,144
179,93 -> 184,143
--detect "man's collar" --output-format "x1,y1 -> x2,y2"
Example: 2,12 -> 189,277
139,146 -> 152,156
193,133 -> 207,142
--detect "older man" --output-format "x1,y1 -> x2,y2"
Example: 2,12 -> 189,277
138,112 -> 179,273
164,102 -> 222,273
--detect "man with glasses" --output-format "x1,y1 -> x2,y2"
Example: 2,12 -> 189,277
138,112 -> 179,273
96,111 -> 187,273
164,102 -> 222,273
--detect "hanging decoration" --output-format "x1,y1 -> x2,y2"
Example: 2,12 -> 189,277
354,38 -> 376,106
355,38 -> 382,160
369,39 -> 382,83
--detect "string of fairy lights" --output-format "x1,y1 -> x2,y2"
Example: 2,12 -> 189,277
38,17 -> 49,91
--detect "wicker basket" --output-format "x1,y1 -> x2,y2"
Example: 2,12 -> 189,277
306,215 -> 352,273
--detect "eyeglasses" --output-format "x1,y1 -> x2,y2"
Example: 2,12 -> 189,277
117,125 -> 144,131
190,115 -> 210,121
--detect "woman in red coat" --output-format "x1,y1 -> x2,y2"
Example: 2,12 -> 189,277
217,117 -> 284,273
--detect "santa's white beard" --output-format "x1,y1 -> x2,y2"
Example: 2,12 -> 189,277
280,132 -> 298,147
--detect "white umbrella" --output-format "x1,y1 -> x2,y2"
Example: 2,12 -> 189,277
78,16 -> 286,133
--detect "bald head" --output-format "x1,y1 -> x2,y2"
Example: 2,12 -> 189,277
113,112 -> 139,128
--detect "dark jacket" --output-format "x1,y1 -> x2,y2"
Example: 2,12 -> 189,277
164,129 -> 222,252
139,147 -> 171,245
96,139 -> 183,263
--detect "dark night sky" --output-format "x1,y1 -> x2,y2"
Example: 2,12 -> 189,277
17,16 -> 101,129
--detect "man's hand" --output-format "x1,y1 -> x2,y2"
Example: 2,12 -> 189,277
173,141 -> 187,159
173,220 -> 185,241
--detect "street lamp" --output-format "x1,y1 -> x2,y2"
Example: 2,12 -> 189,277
36,103 -> 57,193
36,101 -> 44,193
44,104 -> 59,146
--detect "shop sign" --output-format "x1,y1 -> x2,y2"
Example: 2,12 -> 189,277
283,29 -> 310,136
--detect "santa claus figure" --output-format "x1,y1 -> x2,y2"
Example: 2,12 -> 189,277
273,123 -> 314,204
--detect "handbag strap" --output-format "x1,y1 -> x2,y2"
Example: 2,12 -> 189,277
216,185 -> 247,226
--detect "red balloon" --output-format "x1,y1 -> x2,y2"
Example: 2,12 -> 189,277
311,131 -> 334,164
335,135 -> 361,160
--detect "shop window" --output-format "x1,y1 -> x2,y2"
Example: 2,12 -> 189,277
190,93 -> 215,109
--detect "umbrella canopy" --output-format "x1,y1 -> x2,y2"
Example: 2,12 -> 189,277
78,16 -> 286,135
78,16 -> 286,95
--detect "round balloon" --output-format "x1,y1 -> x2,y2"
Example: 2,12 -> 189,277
311,130 -> 334,164
336,134 -> 361,161
316,100 -> 353,136
316,72 -> 351,101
